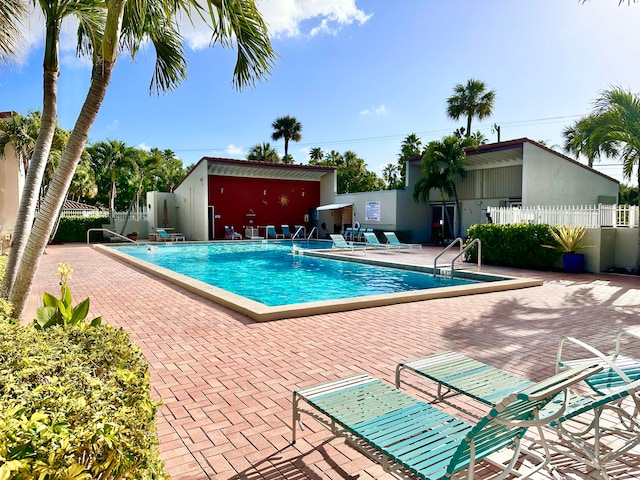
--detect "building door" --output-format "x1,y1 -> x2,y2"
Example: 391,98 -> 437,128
431,203 -> 456,243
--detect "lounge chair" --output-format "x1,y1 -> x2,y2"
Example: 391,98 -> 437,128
363,232 -> 402,252
330,234 -> 363,253
292,366 -> 599,480
396,348 -> 640,478
155,228 -> 185,241
556,328 -> 640,394
383,231 -> 422,250
281,225 -> 292,238
266,225 -> 284,239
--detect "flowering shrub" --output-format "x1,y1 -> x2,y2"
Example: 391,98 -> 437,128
34,263 -> 102,330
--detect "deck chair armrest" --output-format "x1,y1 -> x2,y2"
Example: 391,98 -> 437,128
557,336 -> 633,383
519,364 -> 602,401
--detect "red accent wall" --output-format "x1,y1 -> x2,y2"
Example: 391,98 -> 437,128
209,176 -> 320,238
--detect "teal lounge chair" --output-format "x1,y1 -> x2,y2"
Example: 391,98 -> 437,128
330,234 -> 364,253
155,228 -> 185,241
266,225 -> 284,239
281,225 -> 292,238
363,232 -> 402,252
396,347 -> 640,478
293,366 -> 599,480
383,231 -> 422,250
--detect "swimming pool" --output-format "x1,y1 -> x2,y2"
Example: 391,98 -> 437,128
111,241 -> 476,306
96,241 -> 542,321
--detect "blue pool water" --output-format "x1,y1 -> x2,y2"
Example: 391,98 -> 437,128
112,241 -> 477,306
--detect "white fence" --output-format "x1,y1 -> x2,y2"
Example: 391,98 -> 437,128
60,209 -> 147,221
487,204 -> 639,228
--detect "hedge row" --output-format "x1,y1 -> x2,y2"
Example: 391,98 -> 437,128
0,322 -> 167,479
466,223 -> 560,269
52,216 -> 110,243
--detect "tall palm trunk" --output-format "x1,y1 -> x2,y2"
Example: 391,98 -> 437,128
1,21 -> 60,299
9,59 -> 116,318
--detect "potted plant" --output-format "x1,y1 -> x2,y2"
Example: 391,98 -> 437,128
543,225 -> 592,273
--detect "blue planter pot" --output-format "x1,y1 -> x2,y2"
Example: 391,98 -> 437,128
563,253 -> 585,273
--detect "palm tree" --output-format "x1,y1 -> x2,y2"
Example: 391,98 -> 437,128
0,111 -> 39,175
413,135 -> 467,237
6,0 -> 276,318
446,79 -> 496,138
563,114 -> 605,167
396,133 -> 423,188
271,115 -> 302,161
562,86 -> 640,271
0,0 -> 26,66
247,142 -> 279,162
1,1 -> 105,299
308,147 -> 324,164
87,139 -> 138,222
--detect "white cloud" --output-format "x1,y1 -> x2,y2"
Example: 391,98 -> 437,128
359,105 -> 388,116
20,1 -> 371,60
180,0 -> 372,48
225,144 -> 243,156
137,143 -> 151,151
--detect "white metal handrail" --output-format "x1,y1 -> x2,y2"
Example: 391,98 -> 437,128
307,227 -> 317,240
86,228 -> 138,245
433,238 -> 464,277
291,226 -> 304,241
448,239 -> 481,278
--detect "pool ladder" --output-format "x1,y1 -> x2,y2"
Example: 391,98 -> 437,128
433,238 -> 481,278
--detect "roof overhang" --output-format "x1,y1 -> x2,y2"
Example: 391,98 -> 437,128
205,157 -> 333,182
316,203 -> 353,211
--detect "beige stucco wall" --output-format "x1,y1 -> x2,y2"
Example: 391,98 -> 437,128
174,160 -> 209,240
0,144 -> 23,240
614,228 -> 639,270
522,142 -> 618,206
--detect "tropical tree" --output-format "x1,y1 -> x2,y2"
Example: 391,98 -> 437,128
413,135 -> 467,237
619,183 -> 638,205
562,86 -> 640,271
395,133 -> 423,188
1,0 -> 105,299
308,147 -> 324,164
247,142 -> 279,162
144,148 -> 185,192
0,111 -> 39,175
563,114 -> 604,167
382,163 -> 401,190
271,115 -> 302,161
0,0 -> 26,65
446,79 -> 496,138
5,0 -> 276,319
87,139 -> 139,220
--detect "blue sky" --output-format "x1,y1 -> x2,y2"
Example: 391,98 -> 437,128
1,1 -> 639,185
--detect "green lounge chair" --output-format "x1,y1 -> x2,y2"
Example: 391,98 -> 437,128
383,231 -> 422,250
396,348 -> 640,478
292,365 -> 599,480
363,232 -> 402,252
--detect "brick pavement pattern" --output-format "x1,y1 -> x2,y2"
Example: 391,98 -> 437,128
22,244 -> 640,479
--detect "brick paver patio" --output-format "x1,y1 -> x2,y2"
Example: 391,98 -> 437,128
22,244 -> 640,479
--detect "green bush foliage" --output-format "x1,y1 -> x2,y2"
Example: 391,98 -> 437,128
0,322 -> 167,479
466,223 -> 559,269
53,217 -> 110,243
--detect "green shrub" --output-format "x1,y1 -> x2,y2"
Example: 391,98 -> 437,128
53,216 -> 110,243
466,223 -> 559,269
0,322 -> 167,479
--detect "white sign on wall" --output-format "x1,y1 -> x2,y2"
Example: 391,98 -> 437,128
365,201 -> 380,222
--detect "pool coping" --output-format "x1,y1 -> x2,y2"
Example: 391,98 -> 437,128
94,243 -> 543,322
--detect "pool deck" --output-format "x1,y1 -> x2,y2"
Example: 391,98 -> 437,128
23,243 -> 640,479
